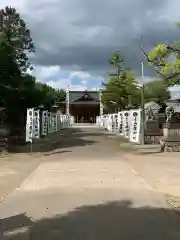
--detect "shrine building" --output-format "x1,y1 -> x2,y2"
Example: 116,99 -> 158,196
59,90 -> 102,123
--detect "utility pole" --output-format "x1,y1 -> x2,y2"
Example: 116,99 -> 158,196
140,36 -> 145,145
66,85 -> 70,115
141,61 -> 145,144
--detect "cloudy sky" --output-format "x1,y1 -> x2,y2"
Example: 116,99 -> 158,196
1,0 -> 180,93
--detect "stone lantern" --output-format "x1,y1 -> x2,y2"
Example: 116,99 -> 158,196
163,104 -> 180,151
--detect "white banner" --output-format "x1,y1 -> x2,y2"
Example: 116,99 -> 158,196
107,116 -> 112,132
129,109 -> 141,143
33,110 -> 40,139
128,110 -> 133,138
111,114 -> 115,132
122,111 -> 130,138
48,112 -> 53,134
96,109 -> 142,143
26,108 -> 34,142
114,113 -> 119,132
118,112 -> 123,135
52,113 -> 57,132
60,115 -> 64,129
42,110 -> 48,136
56,111 -> 61,130
63,115 -> 69,128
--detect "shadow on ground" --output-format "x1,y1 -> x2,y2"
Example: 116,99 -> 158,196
119,142 -> 162,155
137,151 -> 162,155
1,200 -> 180,239
7,127 -> 113,154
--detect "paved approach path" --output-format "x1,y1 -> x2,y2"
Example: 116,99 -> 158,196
1,125 -> 180,239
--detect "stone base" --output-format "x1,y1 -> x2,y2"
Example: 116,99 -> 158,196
144,136 -> 161,144
0,137 -> 8,152
164,141 -> 180,152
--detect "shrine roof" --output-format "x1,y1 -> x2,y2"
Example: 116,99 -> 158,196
69,90 -> 100,103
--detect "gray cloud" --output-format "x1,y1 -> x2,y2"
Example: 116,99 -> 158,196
22,0 -> 180,76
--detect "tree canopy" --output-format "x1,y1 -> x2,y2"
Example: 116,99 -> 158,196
102,51 -> 170,111
101,51 -> 139,111
143,80 -> 170,104
0,6 -> 65,133
143,24 -> 180,86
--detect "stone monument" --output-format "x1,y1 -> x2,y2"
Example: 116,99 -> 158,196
163,106 -> 180,152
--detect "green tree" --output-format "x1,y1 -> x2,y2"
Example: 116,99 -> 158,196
0,6 -> 35,130
0,34 -> 21,106
102,51 -> 139,111
142,24 -> 180,86
143,80 -> 170,104
0,6 -> 66,135
0,6 -> 35,72
34,82 -> 65,110
108,51 -> 125,77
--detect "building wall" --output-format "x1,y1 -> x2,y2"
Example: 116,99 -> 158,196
70,104 -> 100,123
58,102 -> 100,122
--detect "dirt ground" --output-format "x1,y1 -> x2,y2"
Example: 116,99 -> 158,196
0,125 -> 180,239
